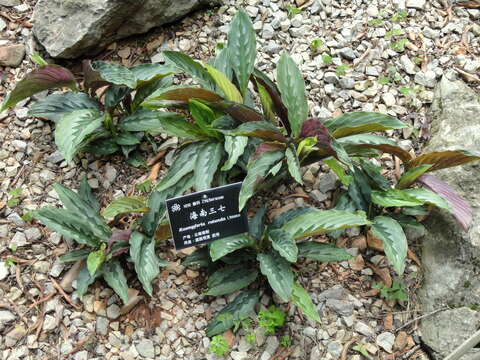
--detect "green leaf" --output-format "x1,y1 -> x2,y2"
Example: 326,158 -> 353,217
132,75 -> 173,111
347,166 -> 372,212
389,213 -> 426,231
209,234 -> 254,262
357,158 -> 391,191
396,164 -> 433,189
28,93 -> 100,123
325,112 -> 408,138
91,61 -> 137,88
204,63 -> 243,103
257,251 -> 294,301
142,85 -> 223,108
269,229 -> 298,262
102,196 -> 148,219
75,265 -> 97,298
282,209 -> 370,239
213,47 -> 233,80
297,242 -> 353,262
189,99 -> 220,138
228,8 -> 257,96
338,134 -> 413,163
54,109 -> 104,164
118,108 -> 184,132
102,260 -> 129,304
114,132 -> 141,146
130,64 -> 175,85
156,144 -> 200,192
163,51 -> 216,90
79,176 -> 100,213
130,232 -> 166,296
30,52 -> 48,66
270,209 -> 316,232
183,247 -> 211,267
407,150 -> 480,172
194,142 -> 223,191
205,264 -> 258,296
1,65 -> 77,112
141,175 -> 194,237
32,207 -> 101,247
53,183 -> 111,240
371,189 -> 424,207
256,81 -> 276,123
58,249 -> 91,263
206,290 -> 260,336
285,147 -> 303,185
249,206 -> 267,240
105,85 -> 130,107
371,216 -> 407,275
323,157 -> 352,185
291,282 -> 321,323
222,136 -> 248,171
403,188 -> 452,212
276,52 -> 309,137
238,150 -> 284,210
158,117 -> 206,140
225,121 -> 287,143
87,247 -> 106,276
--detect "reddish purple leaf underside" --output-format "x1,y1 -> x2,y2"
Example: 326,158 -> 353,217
1,65 -> 77,111
417,174 -> 473,231
301,119 -> 336,155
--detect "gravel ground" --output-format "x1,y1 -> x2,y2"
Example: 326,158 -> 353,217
1,0 -> 479,359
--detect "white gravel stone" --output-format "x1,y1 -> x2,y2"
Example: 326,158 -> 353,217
376,332 -> 395,353
0,261 -> 9,280
0,310 -> 16,325
136,339 -> 155,358
11,232 -> 27,247
382,93 -> 396,107
355,322 -> 375,337
406,0 -> 425,9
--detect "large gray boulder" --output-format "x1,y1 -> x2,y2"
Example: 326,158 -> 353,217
419,77 -> 480,359
33,0 -> 220,59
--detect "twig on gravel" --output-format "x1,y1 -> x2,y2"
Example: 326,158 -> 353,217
403,345 -> 421,359
66,333 -> 94,356
271,347 -> 294,360
15,264 -> 24,291
147,149 -> 167,166
340,337 -> 358,360
395,307 -> 448,331
26,291 -> 56,312
445,328 -> 480,360
6,298 -> 29,326
455,67 -> 480,83
10,164 -> 27,188
354,45 -> 372,68
50,277 -> 81,310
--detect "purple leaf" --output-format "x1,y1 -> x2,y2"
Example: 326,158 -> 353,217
253,74 -> 290,132
210,101 -> 264,123
300,119 -> 336,155
107,230 -> 132,253
1,65 -> 77,111
417,174 -> 472,231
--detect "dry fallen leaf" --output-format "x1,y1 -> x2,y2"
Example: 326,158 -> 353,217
120,288 -> 144,315
351,235 -> 367,251
367,230 -> 384,252
223,329 -> 235,347
349,254 -> 365,271
369,263 -> 392,287
394,331 -> 409,350
384,313 -> 393,330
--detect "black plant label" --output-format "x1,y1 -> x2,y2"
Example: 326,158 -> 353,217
166,182 -> 249,250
